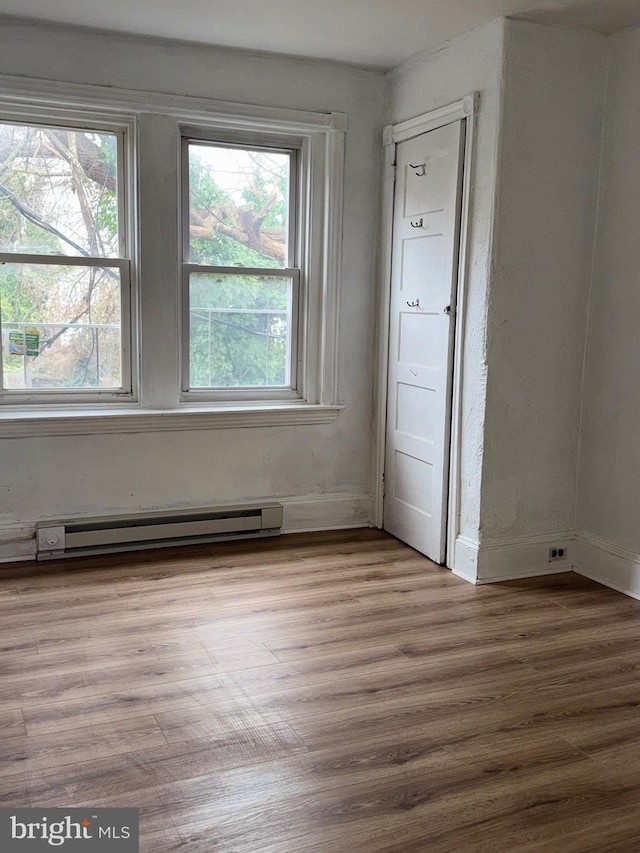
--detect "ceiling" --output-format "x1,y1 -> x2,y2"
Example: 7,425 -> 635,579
0,0 -> 639,69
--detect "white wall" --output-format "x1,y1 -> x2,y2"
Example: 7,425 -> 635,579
477,20 -> 606,579
575,24 -> 640,598
0,18 -> 386,559
388,20 -> 506,575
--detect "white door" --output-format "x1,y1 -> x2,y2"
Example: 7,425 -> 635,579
384,121 -> 464,563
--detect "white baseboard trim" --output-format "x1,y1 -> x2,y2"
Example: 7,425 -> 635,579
0,493 -> 373,564
453,529 -> 640,598
474,530 -> 575,583
477,564 -> 570,584
0,525 -> 36,563
574,531 -> 640,602
280,492 -> 372,533
452,535 -> 479,584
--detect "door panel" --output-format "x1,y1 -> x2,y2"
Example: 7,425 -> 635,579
384,121 -> 464,563
401,234 -> 444,293
398,312 -> 443,367
396,383 -> 437,443
394,451 -> 433,512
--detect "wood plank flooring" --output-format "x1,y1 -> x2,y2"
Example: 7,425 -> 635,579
1,528 -> 640,851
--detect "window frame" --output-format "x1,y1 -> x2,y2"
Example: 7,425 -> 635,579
180,130 -> 303,402
0,106 -> 137,405
0,75 -> 345,436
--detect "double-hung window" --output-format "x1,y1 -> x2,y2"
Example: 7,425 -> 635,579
0,86 -> 344,433
0,114 -> 132,402
182,133 -> 300,401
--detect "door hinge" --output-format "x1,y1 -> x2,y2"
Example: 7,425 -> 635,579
382,473 -> 386,497
391,161 -> 397,184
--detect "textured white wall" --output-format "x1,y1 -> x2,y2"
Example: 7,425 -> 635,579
480,20 -> 606,550
388,19 -> 506,547
578,24 -> 640,553
388,19 -> 610,581
0,20 -> 386,549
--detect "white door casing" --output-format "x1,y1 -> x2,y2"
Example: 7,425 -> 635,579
383,120 -> 465,563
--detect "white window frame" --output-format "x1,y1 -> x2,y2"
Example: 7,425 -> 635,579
0,75 -> 345,437
180,130 -> 302,402
0,105 -> 136,405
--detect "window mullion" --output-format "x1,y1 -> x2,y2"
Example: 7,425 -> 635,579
137,113 -> 181,409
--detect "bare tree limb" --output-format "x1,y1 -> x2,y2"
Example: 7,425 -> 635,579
190,200 -> 285,262
1,180 -> 89,258
0,128 -> 117,193
2,126 -> 287,262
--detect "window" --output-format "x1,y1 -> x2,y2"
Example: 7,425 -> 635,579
0,85 -> 344,434
0,116 -> 131,402
182,136 -> 300,399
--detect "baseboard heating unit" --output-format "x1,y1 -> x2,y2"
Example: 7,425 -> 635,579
35,503 -> 283,560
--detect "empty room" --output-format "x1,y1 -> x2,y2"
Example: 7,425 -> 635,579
1,1 -> 640,850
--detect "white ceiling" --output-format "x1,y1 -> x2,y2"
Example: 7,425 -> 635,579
1,0 -> 639,69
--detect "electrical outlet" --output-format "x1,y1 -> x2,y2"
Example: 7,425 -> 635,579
548,546 -> 567,562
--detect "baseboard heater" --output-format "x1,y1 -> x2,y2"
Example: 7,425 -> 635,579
35,503 -> 283,560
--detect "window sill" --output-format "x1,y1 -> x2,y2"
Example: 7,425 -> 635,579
0,403 -> 344,438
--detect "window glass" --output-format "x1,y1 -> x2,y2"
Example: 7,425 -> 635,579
189,273 -> 292,388
188,142 -> 290,269
0,123 -> 120,257
1,262 -> 122,390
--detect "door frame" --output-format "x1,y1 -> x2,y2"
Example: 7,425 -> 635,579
373,93 -> 479,568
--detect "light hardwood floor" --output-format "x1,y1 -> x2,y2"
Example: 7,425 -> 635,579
1,528 -> 640,852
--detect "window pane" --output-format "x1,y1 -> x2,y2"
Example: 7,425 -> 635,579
189,274 -> 292,388
188,143 -> 290,269
1,263 -> 122,390
0,122 -> 120,257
